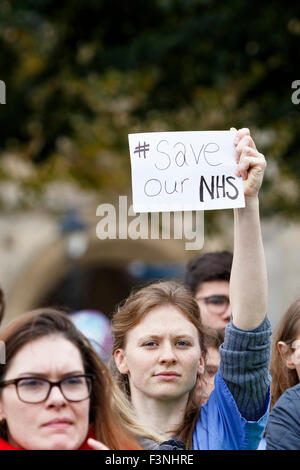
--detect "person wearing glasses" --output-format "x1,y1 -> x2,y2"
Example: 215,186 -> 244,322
0,308 -> 159,450
184,251 -> 232,332
184,252 -> 231,401
110,128 -> 271,449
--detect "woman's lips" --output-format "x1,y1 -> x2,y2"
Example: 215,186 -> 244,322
154,371 -> 180,381
42,418 -> 73,429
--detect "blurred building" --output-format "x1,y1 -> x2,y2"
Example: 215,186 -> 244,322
1,203 -> 300,331
0,207 -> 192,326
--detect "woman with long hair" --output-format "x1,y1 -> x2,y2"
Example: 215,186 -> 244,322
110,280 -> 216,446
266,300 -> 300,449
270,298 -> 300,409
110,128 -> 272,450
0,308 -> 157,450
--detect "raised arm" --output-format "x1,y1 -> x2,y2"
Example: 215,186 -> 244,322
230,128 -> 267,331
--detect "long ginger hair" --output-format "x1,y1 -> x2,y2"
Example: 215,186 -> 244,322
110,280 -> 214,449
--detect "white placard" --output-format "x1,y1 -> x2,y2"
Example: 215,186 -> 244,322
128,130 -> 245,212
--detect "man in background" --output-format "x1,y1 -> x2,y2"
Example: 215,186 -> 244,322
184,251 -> 232,332
185,251 -> 232,401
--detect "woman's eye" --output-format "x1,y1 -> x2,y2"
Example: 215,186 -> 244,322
19,379 -> 44,388
144,341 -> 157,347
205,367 -> 218,377
176,340 -> 189,347
64,377 -> 83,386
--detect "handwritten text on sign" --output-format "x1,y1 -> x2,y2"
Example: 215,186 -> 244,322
128,131 -> 245,212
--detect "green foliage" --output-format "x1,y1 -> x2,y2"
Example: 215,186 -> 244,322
0,0 -> 300,223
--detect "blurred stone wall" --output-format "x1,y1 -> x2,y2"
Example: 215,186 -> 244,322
0,211 -> 299,333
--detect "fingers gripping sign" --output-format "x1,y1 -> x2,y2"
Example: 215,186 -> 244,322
231,127 -> 266,198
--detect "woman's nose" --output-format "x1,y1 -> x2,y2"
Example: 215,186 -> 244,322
45,385 -> 67,407
158,344 -> 177,364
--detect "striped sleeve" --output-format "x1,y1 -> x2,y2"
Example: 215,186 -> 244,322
219,315 -> 272,421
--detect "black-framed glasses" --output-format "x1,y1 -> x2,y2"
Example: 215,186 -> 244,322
196,295 -> 230,315
0,374 -> 94,404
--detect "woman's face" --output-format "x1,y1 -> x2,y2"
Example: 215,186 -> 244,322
0,335 -> 90,450
278,333 -> 300,381
115,304 -> 204,403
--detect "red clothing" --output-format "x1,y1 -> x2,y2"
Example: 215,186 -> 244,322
0,434 -> 94,450
0,438 -> 19,450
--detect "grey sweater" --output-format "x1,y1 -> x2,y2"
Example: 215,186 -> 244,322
220,315 -> 272,421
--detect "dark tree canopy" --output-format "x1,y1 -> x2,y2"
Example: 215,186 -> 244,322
0,0 -> 300,221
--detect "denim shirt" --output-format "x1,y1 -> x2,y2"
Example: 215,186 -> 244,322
192,370 -> 270,449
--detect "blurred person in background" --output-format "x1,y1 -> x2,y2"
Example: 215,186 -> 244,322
260,298 -> 300,450
193,328 -> 224,406
184,251 -> 232,332
269,298 -> 300,410
266,382 -> 300,449
185,252 -> 230,406
70,310 -> 113,364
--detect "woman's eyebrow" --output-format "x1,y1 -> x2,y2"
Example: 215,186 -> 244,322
173,334 -> 194,340
138,335 -> 161,343
138,334 -> 195,343
16,370 -> 84,378
16,372 -> 47,378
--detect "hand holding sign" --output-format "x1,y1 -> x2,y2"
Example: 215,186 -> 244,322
128,130 -> 245,213
233,127 -> 266,198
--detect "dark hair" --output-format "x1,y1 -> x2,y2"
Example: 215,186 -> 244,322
0,287 -> 5,325
0,308 -> 142,449
184,251 -> 233,295
110,280 -> 215,449
270,298 -> 300,410
204,327 -> 225,349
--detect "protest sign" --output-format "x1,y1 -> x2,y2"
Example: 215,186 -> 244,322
128,130 -> 245,212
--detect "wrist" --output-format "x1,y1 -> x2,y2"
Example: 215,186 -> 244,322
244,194 -> 259,207
234,195 -> 259,215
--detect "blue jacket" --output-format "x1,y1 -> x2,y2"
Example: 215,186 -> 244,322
155,317 -> 271,451
193,370 -> 270,449
193,316 -> 271,450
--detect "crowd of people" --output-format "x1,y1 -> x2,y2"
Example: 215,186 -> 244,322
0,128 -> 298,450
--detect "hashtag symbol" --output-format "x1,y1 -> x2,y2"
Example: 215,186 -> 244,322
134,141 -> 150,158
